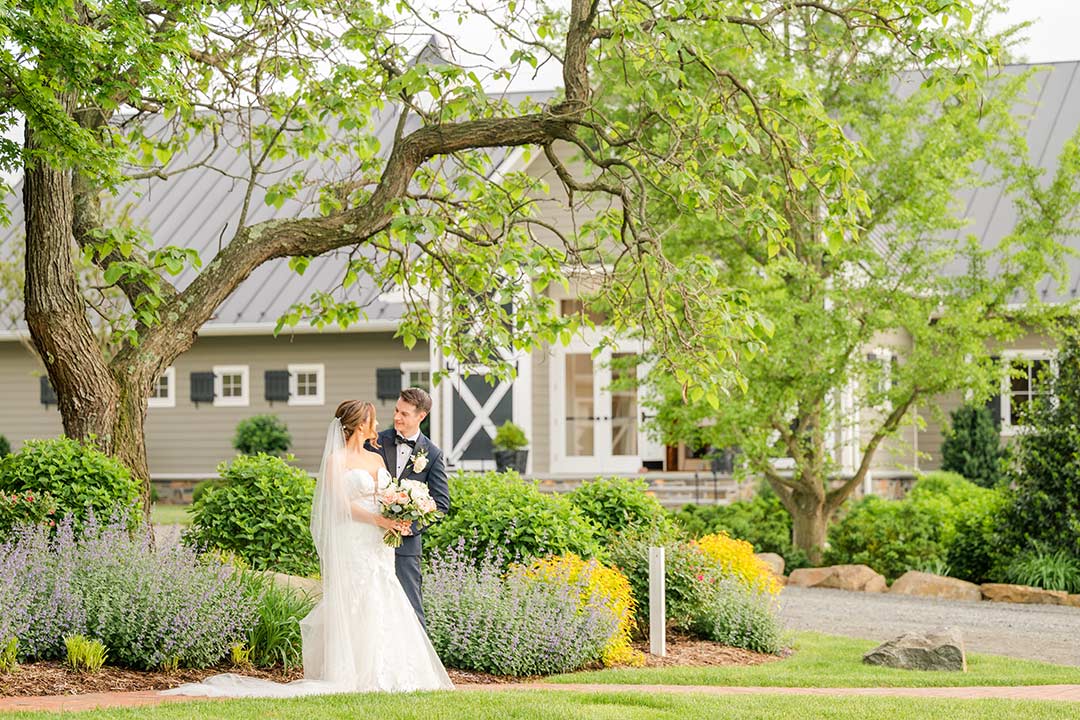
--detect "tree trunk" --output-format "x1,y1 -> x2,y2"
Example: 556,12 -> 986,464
23,106 -> 155,526
789,486 -> 829,565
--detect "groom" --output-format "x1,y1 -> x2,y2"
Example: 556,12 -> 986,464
368,387 -> 450,627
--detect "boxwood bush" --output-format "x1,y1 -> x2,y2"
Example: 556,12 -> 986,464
184,454 -> 316,576
423,471 -> 600,567
233,415 -> 292,456
0,437 -> 141,532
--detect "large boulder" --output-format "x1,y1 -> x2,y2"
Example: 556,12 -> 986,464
889,571 -> 982,602
980,583 -> 1068,605
787,566 -> 833,587
755,552 -> 786,577
862,627 -> 967,672
262,570 -> 322,599
789,564 -> 888,593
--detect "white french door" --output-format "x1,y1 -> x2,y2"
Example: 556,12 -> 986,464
551,337 -> 656,473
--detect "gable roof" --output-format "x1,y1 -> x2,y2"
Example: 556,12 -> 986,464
950,61 -> 1080,304
0,90 -> 553,338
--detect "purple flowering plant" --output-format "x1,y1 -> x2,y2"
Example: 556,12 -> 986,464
423,540 -> 619,676
0,512 -> 258,669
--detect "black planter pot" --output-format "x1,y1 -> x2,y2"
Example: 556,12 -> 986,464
494,449 -> 529,474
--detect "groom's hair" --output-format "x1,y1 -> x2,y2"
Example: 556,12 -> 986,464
400,387 -> 432,415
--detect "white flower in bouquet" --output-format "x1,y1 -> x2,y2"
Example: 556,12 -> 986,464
376,479 -> 442,547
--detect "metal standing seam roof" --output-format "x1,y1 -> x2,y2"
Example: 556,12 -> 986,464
853,62 -> 1080,301
942,61 -> 1080,303
0,90 -> 554,335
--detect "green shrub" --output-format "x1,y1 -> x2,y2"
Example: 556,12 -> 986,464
1000,326 -> 1080,557
233,415 -> 292,456
671,485 -> 808,570
1004,544 -> 1080,593
940,404 -> 1008,488
0,437 -> 141,532
0,436 -> 10,458
568,477 -> 672,536
826,472 -> 1005,582
423,471 -> 600,567
825,495 -> 946,581
492,422 -> 528,451
945,486 -> 1009,583
184,454 -> 316,576
607,531 -> 782,654
191,478 -> 224,504
240,573 -> 317,669
0,489 -> 58,535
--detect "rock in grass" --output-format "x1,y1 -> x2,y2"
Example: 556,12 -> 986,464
862,627 -> 966,672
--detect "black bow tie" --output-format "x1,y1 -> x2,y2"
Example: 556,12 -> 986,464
396,435 -> 416,447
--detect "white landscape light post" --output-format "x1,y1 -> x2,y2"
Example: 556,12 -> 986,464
648,545 -> 666,657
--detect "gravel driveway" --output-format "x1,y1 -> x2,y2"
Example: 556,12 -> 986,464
779,586 -> 1080,667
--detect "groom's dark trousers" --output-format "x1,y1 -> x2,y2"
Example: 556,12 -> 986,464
368,428 -> 451,628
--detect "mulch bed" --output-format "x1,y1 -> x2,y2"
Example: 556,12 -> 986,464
633,633 -> 789,668
0,636 -> 786,697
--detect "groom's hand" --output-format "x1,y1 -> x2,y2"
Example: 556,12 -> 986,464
396,520 -> 413,536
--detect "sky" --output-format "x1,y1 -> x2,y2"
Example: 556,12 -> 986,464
987,0 -> 1080,63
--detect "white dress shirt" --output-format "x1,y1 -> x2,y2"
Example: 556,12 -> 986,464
395,430 -> 420,477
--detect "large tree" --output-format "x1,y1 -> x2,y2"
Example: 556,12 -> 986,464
638,6 -> 1080,562
6,0 -> 987,515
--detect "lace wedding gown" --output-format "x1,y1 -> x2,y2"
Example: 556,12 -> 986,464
163,467 -> 453,697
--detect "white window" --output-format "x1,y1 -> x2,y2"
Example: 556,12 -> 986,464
147,367 -> 175,408
401,361 -> 431,391
213,365 -> 249,407
866,349 -> 897,410
288,363 -> 325,406
1000,350 -> 1055,435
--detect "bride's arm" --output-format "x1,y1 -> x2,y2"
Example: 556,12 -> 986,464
342,467 -> 395,528
349,501 -> 394,528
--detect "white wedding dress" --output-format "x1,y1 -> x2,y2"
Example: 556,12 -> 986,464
163,460 -> 453,697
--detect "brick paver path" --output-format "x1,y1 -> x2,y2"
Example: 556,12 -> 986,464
3,683 -> 1080,713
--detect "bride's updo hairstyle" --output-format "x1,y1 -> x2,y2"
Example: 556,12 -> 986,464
335,400 -> 379,447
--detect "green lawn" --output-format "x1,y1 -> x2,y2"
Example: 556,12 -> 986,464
1,690 -> 1078,720
149,504 -> 192,526
549,632 -> 1080,687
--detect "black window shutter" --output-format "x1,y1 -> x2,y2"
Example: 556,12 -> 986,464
985,393 -> 1002,429
190,372 -> 216,404
265,370 -> 291,403
986,355 -> 1002,429
40,377 -> 57,407
376,368 -> 402,400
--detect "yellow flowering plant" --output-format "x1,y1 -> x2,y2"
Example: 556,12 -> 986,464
694,532 -> 782,596
514,553 -> 645,667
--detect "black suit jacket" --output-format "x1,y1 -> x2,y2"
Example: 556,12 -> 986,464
366,427 -> 450,557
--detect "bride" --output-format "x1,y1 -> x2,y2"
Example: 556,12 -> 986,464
164,400 -> 454,697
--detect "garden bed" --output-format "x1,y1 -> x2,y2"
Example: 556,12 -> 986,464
0,636 -> 779,697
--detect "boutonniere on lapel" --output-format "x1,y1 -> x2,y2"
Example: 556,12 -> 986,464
409,449 -> 429,473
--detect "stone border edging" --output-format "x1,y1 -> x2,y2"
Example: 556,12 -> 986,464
786,565 -> 1080,607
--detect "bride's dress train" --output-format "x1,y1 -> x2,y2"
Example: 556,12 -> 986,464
163,467 -> 452,697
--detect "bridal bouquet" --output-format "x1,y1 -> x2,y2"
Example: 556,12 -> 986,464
376,479 -> 441,548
